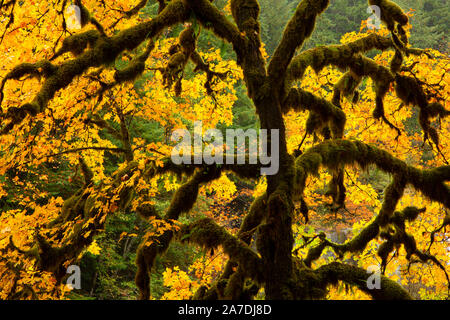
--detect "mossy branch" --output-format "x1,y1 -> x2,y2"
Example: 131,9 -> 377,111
268,0 -> 330,87
284,88 -> 346,139
135,168 -> 224,300
0,0 -> 190,135
284,34 -> 396,95
179,217 -> 264,282
303,207 -> 428,268
316,262 -> 412,300
194,193 -> 268,300
183,0 -> 245,57
113,39 -> 156,84
294,140 -> 450,223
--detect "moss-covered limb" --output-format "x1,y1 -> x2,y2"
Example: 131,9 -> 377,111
394,74 -> 450,151
267,0 -> 330,88
316,261 -> 412,300
284,33 -> 394,94
222,267 -> 260,300
179,217 -> 264,283
303,240 -> 328,268
78,156 -> 94,186
333,71 -> 362,105
303,216 -> 381,268
189,0 -> 266,101
50,30 -> 101,60
367,1 -> 409,53
303,217 -> 380,267
0,60 -> 57,110
156,25 -> 200,95
182,0 -> 245,58
288,257 -> 329,299
135,168 -> 224,299
368,0 -> 408,31
294,140 -> 449,252
238,194 -> 267,244
377,174 -> 406,226
228,0 -> 261,42
294,140 -> 450,212
288,52 -> 402,137
114,39 -> 156,84
1,0 -> 190,135
284,88 -> 346,139
303,208 -> 424,267
283,38 -> 439,139
390,49 -> 403,74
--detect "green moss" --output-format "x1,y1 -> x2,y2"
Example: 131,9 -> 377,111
369,0 -> 408,30
238,194 -> 267,244
291,257 -> 328,299
230,0 -> 260,31
136,203 -> 159,221
54,30 -> 100,58
389,50 -> 403,73
316,261 -> 412,299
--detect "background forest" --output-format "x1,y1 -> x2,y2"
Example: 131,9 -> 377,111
0,0 -> 448,300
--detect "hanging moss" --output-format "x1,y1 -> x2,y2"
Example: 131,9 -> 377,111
134,168 -> 224,299
238,194 -> 267,244
294,140 -> 450,228
394,74 -> 449,146
180,217 -> 264,284
334,72 -> 362,104
285,88 -> 346,140
79,157 -> 93,186
394,74 -> 428,108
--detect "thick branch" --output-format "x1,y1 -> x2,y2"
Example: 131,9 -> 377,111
268,0 -> 330,88
183,0 -> 244,57
316,262 -> 412,300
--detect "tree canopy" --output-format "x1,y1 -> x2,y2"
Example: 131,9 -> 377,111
0,0 -> 448,300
